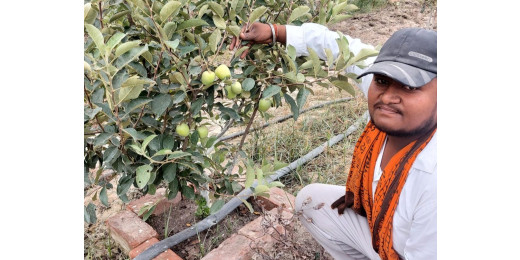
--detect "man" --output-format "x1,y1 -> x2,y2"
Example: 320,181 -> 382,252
231,23 -> 437,260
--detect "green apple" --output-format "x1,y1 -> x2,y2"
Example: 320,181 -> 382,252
258,98 -> 271,112
231,81 -> 242,94
225,85 -> 236,99
201,71 -> 215,86
215,64 -> 231,80
176,123 -> 190,137
197,126 -> 209,139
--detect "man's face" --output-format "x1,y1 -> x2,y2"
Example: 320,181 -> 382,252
367,74 -> 437,137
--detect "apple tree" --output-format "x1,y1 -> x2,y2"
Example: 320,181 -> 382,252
84,0 -> 377,223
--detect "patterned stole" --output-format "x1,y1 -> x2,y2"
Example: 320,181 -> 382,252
345,121 -> 436,259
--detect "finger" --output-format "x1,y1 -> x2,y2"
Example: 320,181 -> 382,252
240,42 -> 254,59
331,196 -> 344,209
337,203 -> 347,215
229,36 -> 237,50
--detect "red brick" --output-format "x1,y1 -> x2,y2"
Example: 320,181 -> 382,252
129,237 -> 183,260
201,208 -> 293,260
253,187 -> 296,213
127,188 -> 182,217
105,210 -> 158,253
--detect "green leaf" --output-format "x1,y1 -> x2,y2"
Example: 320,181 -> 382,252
262,85 -> 281,99
136,165 -> 153,189
123,98 -> 153,117
123,128 -> 147,140
160,1 -> 182,22
141,134 -> 157,152
151,94 -> 172,116
84,203 -> 97,224
84,24 -> 105,54
162,135 -> 175,150
331,80 -> 355,96
244,165 -> 255,189
109,10 -> 130,23
117,76 -> 155,104
256,168 -> 264,185
163,22 -> 177,40
142,51 -> 153,65
106,32 -> 126,55
190,97 -> 204,116
213,15 -> 226,30
85,106 -> 102,120
208,29 -> 221,53
239,198 -> 254,213
347,48 -> 379,67
208,2 -> 225,17
167,151 -> 192,159
296,87 -> 310,110
307,47 -> 322,77
141,204 -> 157,221
210,199 -> 225,214
269,181 -> 285,188
287,45 -> 296,60
325,48 -> 334,68
100,187 -> 109,207
332,2 -> 348,17
103,146 -> 120,164
84,3 -> 98,24
172,91 -> 186,104
248,6 -> 267,24
273,160 -> 288,171
115,44 -> 148,70
163,163 -> 177,182
283,93 -> 299,120
168,178 -> 179,198
114,40 -> 141,59
288,6 -> 310,24
165,39 -> 179,50
176,19 -> 208,31
242,78 -> 255,91
254,184 -> 270,196
328,14 -> 352,24
94,133 -> 113,147
117,175 -> 134,201
153,149 -> 173,157
226,25 -> 240,37
217,105 -> 240,120
181,185 -> 195,200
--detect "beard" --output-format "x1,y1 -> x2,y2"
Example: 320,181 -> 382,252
370,115 -> 437,137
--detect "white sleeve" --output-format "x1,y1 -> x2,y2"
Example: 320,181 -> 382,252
285,23 -> 376,97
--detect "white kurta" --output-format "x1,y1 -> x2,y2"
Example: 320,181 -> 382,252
289,23 -> 437,260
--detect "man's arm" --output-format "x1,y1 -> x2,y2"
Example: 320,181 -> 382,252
285,23 -> 375,97
231,22 -> 376,97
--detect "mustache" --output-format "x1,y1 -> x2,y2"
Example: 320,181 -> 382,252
373,101 -> 402,114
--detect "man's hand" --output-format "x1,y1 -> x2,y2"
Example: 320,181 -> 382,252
330,191 -> 355,215
229,22 -> 273,59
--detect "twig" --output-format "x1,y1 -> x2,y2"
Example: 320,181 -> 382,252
99,1 -> 104,29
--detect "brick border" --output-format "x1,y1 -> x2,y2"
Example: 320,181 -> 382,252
105,187 -> 295,260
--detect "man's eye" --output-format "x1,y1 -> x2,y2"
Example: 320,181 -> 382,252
402,85 -> 417,91
375,78 -> 389,85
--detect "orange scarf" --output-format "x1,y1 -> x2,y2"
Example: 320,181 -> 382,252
345,121 -> 436,260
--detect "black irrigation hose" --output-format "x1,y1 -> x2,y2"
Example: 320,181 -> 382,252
134,110 -> 369,260
219,97 -> 353,142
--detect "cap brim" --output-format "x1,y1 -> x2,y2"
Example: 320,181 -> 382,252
357,61 -> 436,87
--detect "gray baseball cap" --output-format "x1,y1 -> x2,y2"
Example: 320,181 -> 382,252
357,27 -> 437,87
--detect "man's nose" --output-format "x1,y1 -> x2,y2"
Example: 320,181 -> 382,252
380,85 -> 401,104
